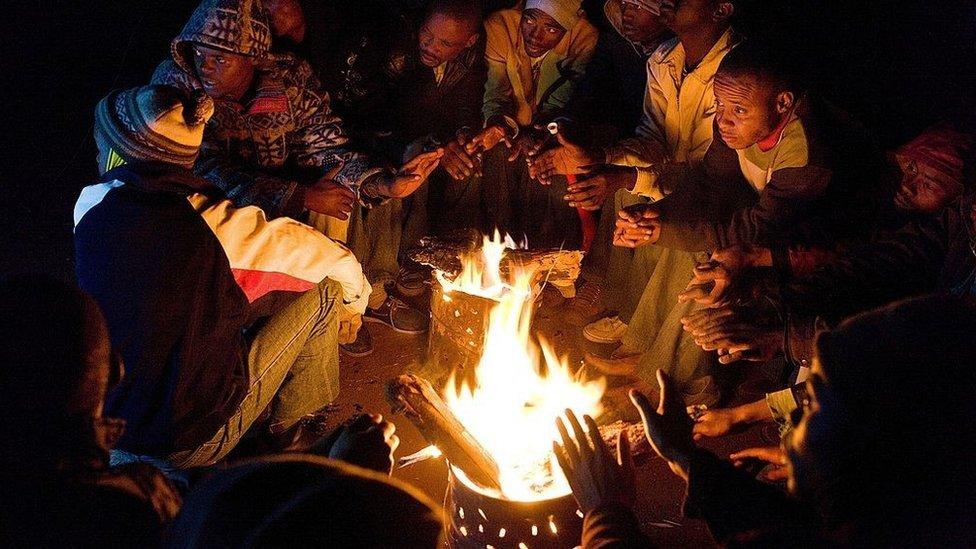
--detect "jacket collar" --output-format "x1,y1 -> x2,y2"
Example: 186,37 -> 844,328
658,27 -> 737,85
101,162 -> 217,196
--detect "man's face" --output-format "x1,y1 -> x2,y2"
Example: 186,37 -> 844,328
893,153 -> 963,214
520,9 -> 567,58
713,73 -> 783,150
192,44 -> 256,102
620,1 -> 665,44
783,359 -> 848,503
658,0 -> 714,34
418,12 -> 478,67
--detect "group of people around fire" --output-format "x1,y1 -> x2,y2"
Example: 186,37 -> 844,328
4,0 -> 976,546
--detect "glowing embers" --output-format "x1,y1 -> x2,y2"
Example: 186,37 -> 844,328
435,232 -> 604,502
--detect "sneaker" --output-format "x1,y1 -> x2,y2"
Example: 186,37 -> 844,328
340,325 -> 374,357
395,266 -> 431,297
583,315 -> 628,343
364,295 -> 430,334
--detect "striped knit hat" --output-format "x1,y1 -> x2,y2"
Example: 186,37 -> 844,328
94,85 -> 214,169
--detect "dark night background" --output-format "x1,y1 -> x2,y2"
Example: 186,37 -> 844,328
1,0 -> 974,279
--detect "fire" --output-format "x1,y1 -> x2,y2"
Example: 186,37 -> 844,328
439,232 -> 605,502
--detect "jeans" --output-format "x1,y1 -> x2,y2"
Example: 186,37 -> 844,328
167,278 -> 342,468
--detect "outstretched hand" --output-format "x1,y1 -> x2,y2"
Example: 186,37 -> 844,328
326,413 -> 400,475
553,410 -> 635,514
681,305 -> 783,364
613,203 -> 660,248
382,149 -> 444,198
730,446 -> 789,482
528,130 -> 601,184
629,370 -> 696,480
678,246 -> 768,307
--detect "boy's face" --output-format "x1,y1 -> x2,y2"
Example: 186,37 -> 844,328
620,1 -> 665,43
418,12 -> 478,67
713,72 -> 785,150
520,9 -> 567,57
658,0 -> 715,34
192,44 -> 256,102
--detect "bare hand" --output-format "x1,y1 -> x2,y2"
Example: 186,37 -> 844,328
327,413 -> 400,475
692,407 -> 738,440
681,306 -> 783,364
337,308 -> 362,345
507,133 -> 544,162
629,370 -> 696,480
304,164 -> 355,220
730,446 -> 789,482
563,168 -> 636,210
468,125 -> 509,154
441,136 -> 482,180
553,410 -> 635,514
528,131 -> 600,184
380,149 -> 444,198
678,263 -> 734,307
613,203 -> 660,248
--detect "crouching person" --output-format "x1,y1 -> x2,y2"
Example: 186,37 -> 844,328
75,85 -> 371,470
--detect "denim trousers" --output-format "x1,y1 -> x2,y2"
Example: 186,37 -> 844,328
166,278 -> 342,468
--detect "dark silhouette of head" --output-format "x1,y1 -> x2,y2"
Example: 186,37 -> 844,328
167,454 -> 445,547
0,275 -> 120,475
786,294 -> 976,546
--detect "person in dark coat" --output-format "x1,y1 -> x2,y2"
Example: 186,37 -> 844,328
563,295 -> 976,547
0,276 -> 182,547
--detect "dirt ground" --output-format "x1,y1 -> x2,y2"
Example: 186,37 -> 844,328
321,281 -> 779,548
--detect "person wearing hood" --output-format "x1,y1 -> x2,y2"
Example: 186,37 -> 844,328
455,0 -> 599,248
75,84 -> 385,471
564,0 -> 672,146
152,0 -> 444,357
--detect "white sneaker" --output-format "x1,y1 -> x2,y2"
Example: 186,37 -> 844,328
583,316 -> 628,343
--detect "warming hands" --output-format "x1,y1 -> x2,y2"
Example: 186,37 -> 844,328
553,410 -> 635,514
326,413 -> 400,475
613,203 -> 660,248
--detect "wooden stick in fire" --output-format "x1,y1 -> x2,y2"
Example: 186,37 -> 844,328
387,374 -> 503,491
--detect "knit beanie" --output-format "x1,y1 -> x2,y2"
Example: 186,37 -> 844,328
94,85 -> 215,169
525,0 -> 583,31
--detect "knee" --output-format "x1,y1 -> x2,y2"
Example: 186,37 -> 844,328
316,278 -> 345,323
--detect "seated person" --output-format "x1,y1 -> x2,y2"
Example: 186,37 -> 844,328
533,0 -> 740,405
612,40 -> 889,254
562,0 -> 671,147
462,0 -> 598,248
152,0 -> 443,355
76,84 -> 372,469
574,295 -> 976,547
0,276 -> 181,547
600,41 -> 890,403
166,454 -> 443,548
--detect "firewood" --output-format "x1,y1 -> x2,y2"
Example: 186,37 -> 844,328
387,374 -> 502,490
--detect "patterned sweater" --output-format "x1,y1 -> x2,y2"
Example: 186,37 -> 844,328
152,0 -> 387,218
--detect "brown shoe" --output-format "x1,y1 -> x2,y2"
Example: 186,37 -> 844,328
585,349 -> 640,377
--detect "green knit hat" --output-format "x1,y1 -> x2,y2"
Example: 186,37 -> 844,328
94,85 -> 214,168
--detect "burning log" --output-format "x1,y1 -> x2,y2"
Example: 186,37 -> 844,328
387,374 -> 502,491
408,231 -> 585,292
